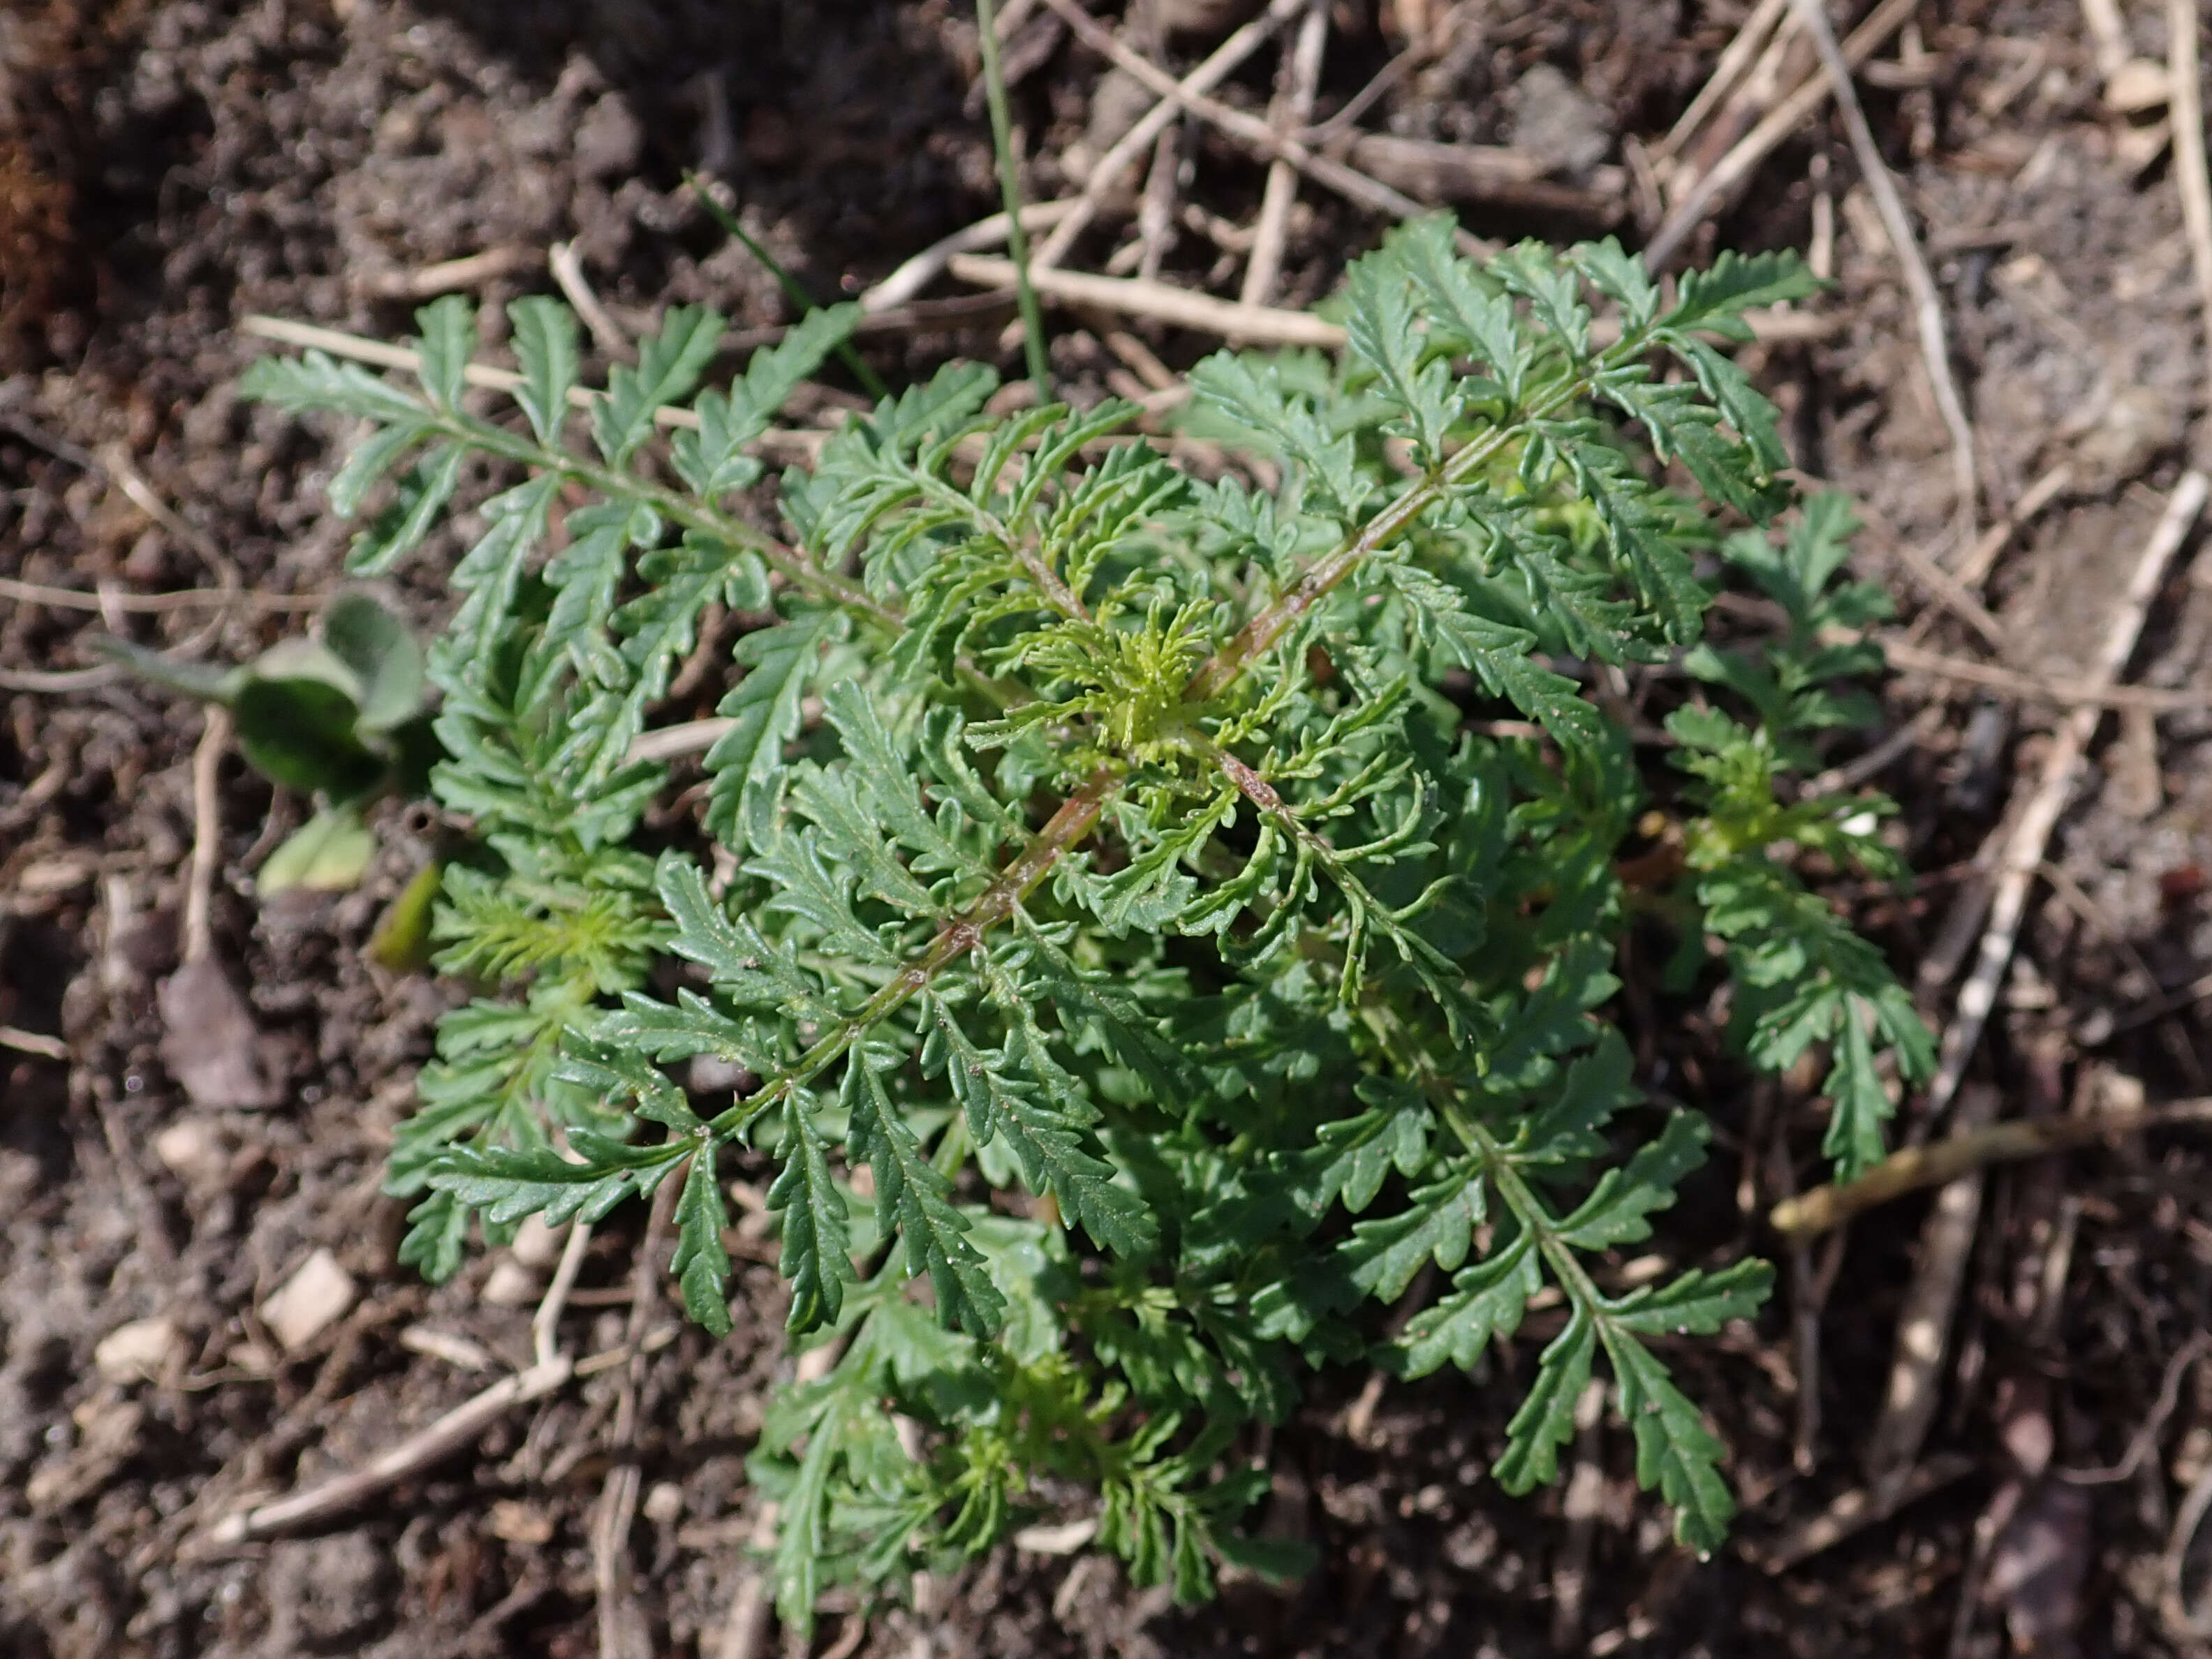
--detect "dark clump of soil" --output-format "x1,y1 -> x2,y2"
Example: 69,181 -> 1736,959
6,1 -> 2212,1656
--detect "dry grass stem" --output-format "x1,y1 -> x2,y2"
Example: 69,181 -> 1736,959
531,1218 -> 593,1369
1660,0 -> 1794,161
0,576 -> 321,614
0,1025 -> 68,1060
1031,0 -> 1306,271
1773,1096 -> 2212,1238
1954,459 -> 2073,587
206,1354 -> 577,1544
947,251 -> 1346,344
2169,0 -> 2212,443
549,239 -> 633,357
182,705 -> 229,966
1033,0 -> 1485,252
1921,469 -> 2208,1123
860,203 -> 1082,314
1646,0 -> 1919,267
1787,0 -> 1977,545
1241,0 -> 1331,309
1858,1085 -> 2001,1494
364,244 -> 542,301
1753,1454 -> 1978,1572
1875,634 -> 2212,711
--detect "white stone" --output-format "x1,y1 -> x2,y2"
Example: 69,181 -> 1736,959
509,1214 -> 568,1270
94,1316 -> 179,1385
262,1248 -> 357,1352
480,1258 -> 542,1308
152,1121 -> 226,1185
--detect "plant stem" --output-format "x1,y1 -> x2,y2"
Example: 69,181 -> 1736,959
975,0 -> 1053,395
683,174 -> 889,401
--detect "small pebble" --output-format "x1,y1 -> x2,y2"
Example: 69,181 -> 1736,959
152,1120 -> 226,1185
642,1482 -> 685,1525
262,1248 -> 357,1351
510,1214 -> 569,1271
94,1316 -> 179,1385
480,1258 -> 541,1308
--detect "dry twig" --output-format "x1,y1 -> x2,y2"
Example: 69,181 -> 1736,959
1753,1453 -> 1979,1572
1921,469 -> 2207,1122
1646,0 -> 1920,267
1033,0 -> 1486,251
0,1026 -> 68,1061
207,1355 -> 577,1543
183,706 -> 229,966
2059,1332 -> 2211,1485
1241,0 -> 1331,309
531,1218 -> 593,1369
948,252 -> 1345,345
1875,635 -> 2212,712
861,202 -> 1080,314
1031,0 -> 1305,271
1773,1096 -> 2212,1238
1786,0 -> 1977,545
592,1178 -> 679,1659
1659,0 -> 1794,161
363,244 -> 542,302
550,240 -> 633,358
0,576 -> 320,614
1954,460 -> 2074,588
2172,0 -> 2212,445
1860,1085 -> 2002,1494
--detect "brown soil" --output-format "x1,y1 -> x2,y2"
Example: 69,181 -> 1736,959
6,2 -> 2212,1656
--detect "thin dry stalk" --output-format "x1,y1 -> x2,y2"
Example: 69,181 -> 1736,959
550,240 -> 633,357
1659,0 -> 1794,161
183,706 -> 230,965
1753,1454 -> 1978,1571
591,1177 -> 679,1659
1135,122 -> 1185,281
947,252 -> 1345,345
364,245 -> 543,301
239,314 -> 825,462
0,1026 -> 68,1060
860,201 -> 1079,313
1033,0 -> 1484,252
1645,0 -> 1919,267
206,1355 -> 577,1543
531,1218 -> 594,1369
1875,634 -> 2212,712
2058,1332 -> 2210,1485
712,1505 -> 783,1659
1031,0 -> 1305,271
1921,469 -> 2209,1122
2170,0 -> 2212,444
1861,1083 -> 2002,1493
2082,0 -> 2133,80
1785,0 -> 1977,545
1954,460 -> 2073,587
1773,1096 -> 2212,1237
0,575 -> 322,614
1240,0 -> 1331,309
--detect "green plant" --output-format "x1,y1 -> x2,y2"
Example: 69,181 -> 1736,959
240,219 -> 1929,1626
100,591 -> 434,892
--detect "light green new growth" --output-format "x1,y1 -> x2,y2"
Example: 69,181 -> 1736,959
242,218 -> 1929,1627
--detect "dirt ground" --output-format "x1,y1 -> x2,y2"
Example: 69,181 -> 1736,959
8,0 -> 2212,1654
